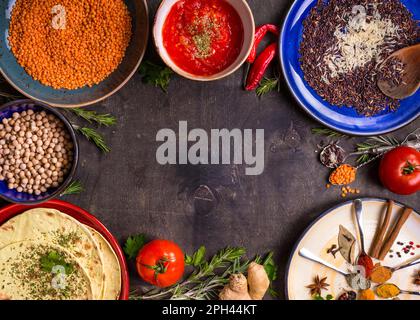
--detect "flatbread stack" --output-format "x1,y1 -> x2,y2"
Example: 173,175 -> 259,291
0,208 -> 121,300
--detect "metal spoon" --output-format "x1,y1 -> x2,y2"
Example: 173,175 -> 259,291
378,44 -> 420,99
354,199 -> 367,255
389,257 -> 420,273
299,248 -> 349,276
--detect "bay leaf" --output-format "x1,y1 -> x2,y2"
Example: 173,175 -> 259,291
338,225 -> 356,263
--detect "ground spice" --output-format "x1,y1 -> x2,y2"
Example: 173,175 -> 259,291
8,0 -> 132,90
299,0 -> 420,116
357,253 -> 374,278
329,164 -> 357,185
370,264 -> 392,284
376,283 -> 400,299
359,288 -> 375,300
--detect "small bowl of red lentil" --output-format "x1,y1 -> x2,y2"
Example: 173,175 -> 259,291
0,100 -> 79,204
0,0 -> 149,107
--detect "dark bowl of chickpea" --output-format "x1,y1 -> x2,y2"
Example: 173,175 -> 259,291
0,100 -> 79,204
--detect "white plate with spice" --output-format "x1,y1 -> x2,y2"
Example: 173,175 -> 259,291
285,198 -> 420,300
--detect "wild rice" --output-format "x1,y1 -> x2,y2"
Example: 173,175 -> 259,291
299,0 -> 420,116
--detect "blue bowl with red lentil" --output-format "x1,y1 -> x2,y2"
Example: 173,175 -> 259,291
280,0 -> 420,136
0,100 -> 79,204
0,0 -> 149,108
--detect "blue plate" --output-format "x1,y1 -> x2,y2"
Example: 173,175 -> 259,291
0,0 -> 148,108
280,0 -> 420,136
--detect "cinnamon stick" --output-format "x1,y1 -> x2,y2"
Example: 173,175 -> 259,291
370,200 -> 393,259
378,207 -> 413,260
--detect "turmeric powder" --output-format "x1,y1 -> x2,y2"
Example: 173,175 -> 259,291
359,289 -> 375,300
376,283 -> 400,299
370,265 -> 393,284
8,0 -> 132,90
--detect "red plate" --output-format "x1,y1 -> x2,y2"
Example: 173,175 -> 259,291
0,199 -> 129,300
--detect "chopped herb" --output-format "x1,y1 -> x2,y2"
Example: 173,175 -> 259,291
139,61 -> 173,92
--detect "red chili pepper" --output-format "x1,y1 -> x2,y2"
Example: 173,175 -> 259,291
245,42 -> 277,91
247,24 -> 280,64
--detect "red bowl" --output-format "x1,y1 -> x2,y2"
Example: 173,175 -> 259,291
0,199 -> 129,300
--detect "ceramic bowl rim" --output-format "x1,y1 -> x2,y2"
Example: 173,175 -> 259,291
0,99 -> 79,204
153,0 -> 255,81
279,0 -> 420,136
0,0 -> 149,108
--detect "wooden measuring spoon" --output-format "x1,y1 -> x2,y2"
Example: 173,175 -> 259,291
377,44 -> 420,99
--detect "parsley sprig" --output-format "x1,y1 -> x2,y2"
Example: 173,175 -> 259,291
123,234 -> 146,259
139,61 -> 173,92
40,251 -> 74,275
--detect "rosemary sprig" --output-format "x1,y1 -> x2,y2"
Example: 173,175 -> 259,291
356,135 -> 400,164
74,126 -> 110,153
61,180 -> 84,196
130,247 -> 278,300
256,77 -> 280,97
0,91 -> 23,101
311,127 -> 348,138
70,108 -> 116,127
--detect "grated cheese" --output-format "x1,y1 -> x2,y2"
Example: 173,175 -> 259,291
323,4 -> 401,80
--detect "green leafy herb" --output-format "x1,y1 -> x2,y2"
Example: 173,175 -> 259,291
74,126 -> 110,153
185,246 -> 206,267
40,251 -> 74,275
124,234 -> 146,259
130,246 -> 277,300
61,180 -> 84,196
70,108 -> 116,127
261,252 -> 279,297
139,61 -> 173,92
311,127 -> 348,138
256,77 -> 280,97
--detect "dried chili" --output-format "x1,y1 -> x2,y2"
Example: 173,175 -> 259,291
247,24 -> 280,63
245,42 -> 277,91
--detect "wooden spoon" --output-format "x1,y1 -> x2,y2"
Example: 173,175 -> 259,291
377,44 -> 420,99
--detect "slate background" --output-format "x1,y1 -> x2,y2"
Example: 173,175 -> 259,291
0,0 -> 419,299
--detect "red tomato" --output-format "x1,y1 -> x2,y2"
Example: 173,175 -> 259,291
136,240 -> 185,288
379,146 -> 420,195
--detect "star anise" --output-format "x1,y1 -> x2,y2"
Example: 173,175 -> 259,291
414,271 -> 420,286
306,275 -> 330,296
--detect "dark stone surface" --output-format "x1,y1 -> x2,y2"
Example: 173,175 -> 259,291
1,0 -> 419,299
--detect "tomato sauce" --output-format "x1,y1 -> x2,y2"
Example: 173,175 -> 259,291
162,0 -> 244,76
